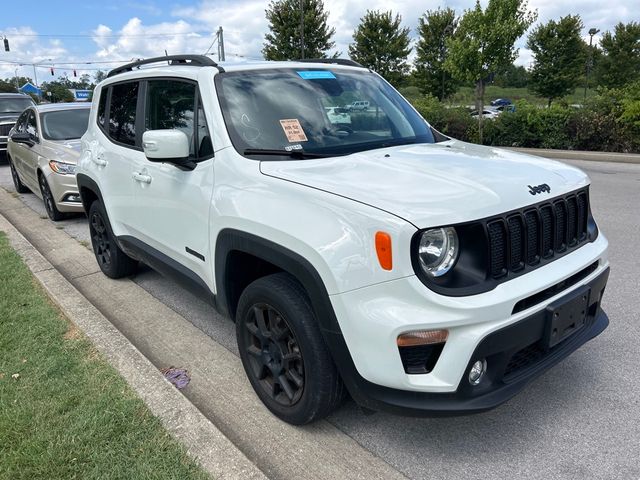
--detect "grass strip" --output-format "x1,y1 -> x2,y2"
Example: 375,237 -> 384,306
0,232 -> 210,480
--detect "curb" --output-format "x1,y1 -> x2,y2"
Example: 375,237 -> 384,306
0,212 -> 268,480
505,147 -> 640,164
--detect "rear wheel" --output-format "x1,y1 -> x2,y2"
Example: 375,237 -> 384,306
88,200 -> 137,278
8,156 -> 29,194
39,173 -> 66,221
236,272 -> 344,424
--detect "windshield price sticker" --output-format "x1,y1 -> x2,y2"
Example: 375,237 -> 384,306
280,119 -> 308,143
297,71 -> 336,80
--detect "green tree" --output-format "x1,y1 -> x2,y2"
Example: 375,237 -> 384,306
0,79 -> 18,93
41,81 -> 74,103
494,64 -> 530,88
94,70 -> 108,84
414,8 -> 458,100
445,0 -> 536,142
349,10 -> 412,87
527,15 -> 586,106
263,0 -> 336,60
596,22 -> 640,89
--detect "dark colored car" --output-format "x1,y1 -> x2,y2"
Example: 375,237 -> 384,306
490,98 -> 513,107
0,93 -> 36,157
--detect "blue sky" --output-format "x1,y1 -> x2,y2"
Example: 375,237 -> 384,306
1,0 -> 636,83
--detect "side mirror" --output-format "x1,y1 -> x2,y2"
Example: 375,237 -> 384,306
142,129 -> 194,170
11,131 -> 34,147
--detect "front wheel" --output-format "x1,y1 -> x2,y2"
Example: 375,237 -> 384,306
88,200 -> 137,278
236,273 -> 344,425
39,174 -> 66,221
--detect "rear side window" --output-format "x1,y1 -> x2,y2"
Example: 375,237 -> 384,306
97,88 -> 108,128
108,82 -> 138,146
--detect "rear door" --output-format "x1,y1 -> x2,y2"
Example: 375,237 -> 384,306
93,81 -> 146,236
130,78 -> 215,288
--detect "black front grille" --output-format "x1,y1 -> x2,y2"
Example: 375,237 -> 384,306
503,342 -> 546,379
0,123 -> 13,136
487,190 -> 590,279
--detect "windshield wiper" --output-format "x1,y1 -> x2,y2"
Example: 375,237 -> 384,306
243,148 -> 337,159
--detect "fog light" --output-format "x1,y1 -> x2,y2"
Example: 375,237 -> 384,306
469,359 -> 487,385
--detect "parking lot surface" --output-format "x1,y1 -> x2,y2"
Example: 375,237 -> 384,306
1,157 -> 638,479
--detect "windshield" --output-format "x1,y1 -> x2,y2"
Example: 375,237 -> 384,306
215,68 -> 434,158
0,97 -> 33,114
40,108 -> 90,140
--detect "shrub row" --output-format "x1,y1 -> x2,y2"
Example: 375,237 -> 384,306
411,82 -> 640,153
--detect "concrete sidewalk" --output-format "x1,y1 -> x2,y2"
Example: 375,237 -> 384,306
0,186 -> 408,480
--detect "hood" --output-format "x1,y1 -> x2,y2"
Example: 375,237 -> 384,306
0,113 -> 20,124
259,140 -> 589,228
40,139 -> 82,165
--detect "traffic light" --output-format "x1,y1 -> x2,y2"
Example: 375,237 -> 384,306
73,69 -> 77,77
50,67 -> 54,76
3,37 -> 9,52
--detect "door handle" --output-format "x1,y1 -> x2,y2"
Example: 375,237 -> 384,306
132,172 -> 152,184
92,154 -> 107,167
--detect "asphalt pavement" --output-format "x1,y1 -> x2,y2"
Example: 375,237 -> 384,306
1,157 -> 638,479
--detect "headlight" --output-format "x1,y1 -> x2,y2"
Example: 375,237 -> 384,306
417,227 -> 459,277
49,160 -> 76,175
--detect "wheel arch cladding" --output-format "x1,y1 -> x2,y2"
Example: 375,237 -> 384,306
76,173 -> 102,213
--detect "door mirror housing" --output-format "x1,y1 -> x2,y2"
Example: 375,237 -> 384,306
11,131 -> 34,147
142,129 -> 194,170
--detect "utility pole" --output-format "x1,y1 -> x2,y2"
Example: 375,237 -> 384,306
440,24 -> 454,101
584,27 -> 600,102
217,27 -> 225,62
300,0 -> 305,59
14,68 -> 19,89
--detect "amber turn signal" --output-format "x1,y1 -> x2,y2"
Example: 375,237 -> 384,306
397,330 -> 449,347
375,231 -> 393,270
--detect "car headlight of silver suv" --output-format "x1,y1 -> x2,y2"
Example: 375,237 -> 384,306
417,227 -> 459,277
48,160 -> 76,175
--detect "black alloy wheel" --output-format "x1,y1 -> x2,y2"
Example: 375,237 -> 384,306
236,273 -> 345,424
90,209 -> 112,270
242,303 -> 305,407
87,201 -> 138,278
39,174 -> 65,221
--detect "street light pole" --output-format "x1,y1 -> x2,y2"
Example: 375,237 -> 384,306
584,27 -> 600,102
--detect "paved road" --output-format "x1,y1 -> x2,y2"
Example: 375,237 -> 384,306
1,158 -> 639,479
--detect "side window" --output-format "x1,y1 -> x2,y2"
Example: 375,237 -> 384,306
26,111 -> 38,140
108,82 -> 138,147
145,79 -> 197,157
97,88 -> 108,128
14,111 -> 29,133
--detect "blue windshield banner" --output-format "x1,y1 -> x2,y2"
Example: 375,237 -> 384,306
297,71 -> 336,80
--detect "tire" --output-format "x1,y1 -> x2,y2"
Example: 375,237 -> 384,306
8,156 -> 29,194
38,173 -> 66,221
236,272 -> 344,424
88,200 -> 138,278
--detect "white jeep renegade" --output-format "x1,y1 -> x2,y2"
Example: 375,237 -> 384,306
77,55 -> 610,425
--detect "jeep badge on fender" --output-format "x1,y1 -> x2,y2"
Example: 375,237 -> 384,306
528,183 -> 551,195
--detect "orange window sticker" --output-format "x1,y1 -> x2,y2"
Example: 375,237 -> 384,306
279,119 -> 308,142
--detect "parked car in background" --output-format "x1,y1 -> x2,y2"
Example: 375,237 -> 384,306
470,108 -> 500,120
7,103 -> 90,220
490,98 -> 513,107
0,93 -> 35,158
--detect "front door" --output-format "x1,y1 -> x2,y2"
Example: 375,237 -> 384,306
130,78 -> 215,289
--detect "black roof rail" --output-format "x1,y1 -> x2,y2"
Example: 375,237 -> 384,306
107,54 -> 224,78
296,58 -> 364,68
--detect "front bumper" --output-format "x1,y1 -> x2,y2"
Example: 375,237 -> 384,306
325,232 -> 609,415
328,267 -> 609,416
44,170 -> 83,213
